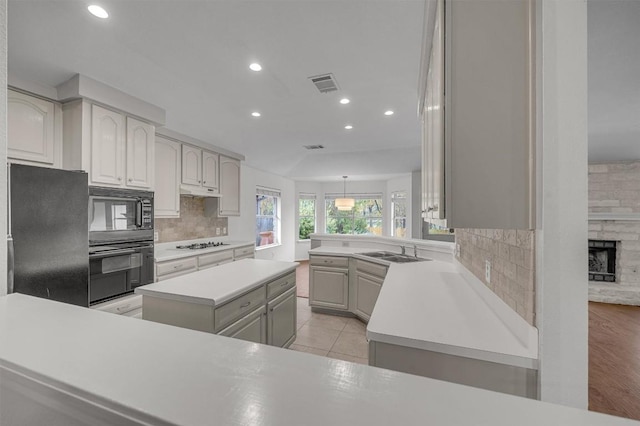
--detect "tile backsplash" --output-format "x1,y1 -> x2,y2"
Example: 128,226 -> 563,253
155,196 -> 228,243
455,229 -> 535,326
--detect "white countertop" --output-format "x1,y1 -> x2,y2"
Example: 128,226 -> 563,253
155,238 -> 254,262
136,259 -> 298,305
309,246 -> 538,369
0,294 -> 636,426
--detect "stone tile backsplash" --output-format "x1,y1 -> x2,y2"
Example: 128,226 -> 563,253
155,196 -> 228,243
456,229 -> 535,326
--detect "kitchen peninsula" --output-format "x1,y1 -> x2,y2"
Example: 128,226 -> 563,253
0,293 -> 636,426
308,234 -> 538,398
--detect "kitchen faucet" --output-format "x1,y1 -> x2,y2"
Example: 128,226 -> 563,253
413,245 -> 418,258
401,245 -> 406,255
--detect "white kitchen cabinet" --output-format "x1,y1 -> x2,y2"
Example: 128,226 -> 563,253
267,287 -> 296,348
63,100 -> 156,190
202,151 -> 219,191
181,145 -> 220,195
126,117 -> 155,189
155,256 -> 198,281
421,0 -> 534,229
233,245 -> 255,261
309,256 -> 349,311
218,306 -> 267,344
198,250 -> 233,270
154,136 -> 181,218
91,104 -> 125,186
218,156 -> 241,216
8,89 -> 62,168
354,260 -> 388,322
91,294 -> 142,318
181,145 -> 202,186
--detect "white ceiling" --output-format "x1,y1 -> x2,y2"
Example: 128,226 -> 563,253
588,0 -> 640,162
8,0 -> 426,180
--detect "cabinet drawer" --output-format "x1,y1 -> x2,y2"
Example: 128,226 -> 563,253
198,250 -> 233,268
91,294 -> 142,315
233,246 -> 255,259
356,260 -> 388,279
156,257 -> 197,277
218,306 -> 266,344
267,272 -> 296,300
198,258 -> 233,271
310,256 -> 349,268
214,286 -> 266,332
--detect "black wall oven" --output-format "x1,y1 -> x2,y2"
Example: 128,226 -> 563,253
88,187 -> 155,305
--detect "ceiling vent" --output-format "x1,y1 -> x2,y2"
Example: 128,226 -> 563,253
309,73 -> 339,93
303,144 -> 325,150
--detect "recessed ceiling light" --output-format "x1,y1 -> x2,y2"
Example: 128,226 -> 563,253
88,5 -> 109,19
344,125 -> 353,130
249,63 -> 262,72
251,112 -> 261,117
340,98 -> 350,105
384,110 -> 394,116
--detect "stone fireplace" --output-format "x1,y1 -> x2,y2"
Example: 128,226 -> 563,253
588,240 -> 616,282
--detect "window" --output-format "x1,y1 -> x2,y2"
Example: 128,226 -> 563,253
256,187 -> 281,247
325,195 -> 383,235
391,191 -> 407,238
298,194 -> 316,240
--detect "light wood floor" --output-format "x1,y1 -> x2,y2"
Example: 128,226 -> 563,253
295,260 -> 309,298
589,302 -> 640,421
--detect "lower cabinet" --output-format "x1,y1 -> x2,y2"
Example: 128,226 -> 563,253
354,272 -> 383,321
267,287 -> 297,348
309,263 -> 349,310
218,306 -> 267,344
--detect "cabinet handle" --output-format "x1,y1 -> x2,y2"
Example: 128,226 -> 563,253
270,308 -> 274,312
203,181 -> 206,184
116,304 -> 131,312
281,282 -> 289,287
128,178 -> 133,182
198,180 -> 201,183
117,177 -> 122,181
240,301 -> 251,308
173,264 -> 183,269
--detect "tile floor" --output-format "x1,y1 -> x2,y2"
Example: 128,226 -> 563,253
289,297 -> 369,365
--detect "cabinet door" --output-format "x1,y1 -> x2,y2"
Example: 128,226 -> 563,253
91,104 -> 125,186
219,156 -> 241,216
355,272 -> 383,322
309,266 -> 349,310
202,151 -> 219,192
126,117 -> 155,189
8,90 -> 56,165
267,287 -> 297,348
181,145 -> 202,186
218,307 -> 266,344
154,137 -> 181,218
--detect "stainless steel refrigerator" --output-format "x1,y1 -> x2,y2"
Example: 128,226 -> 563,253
7,164 -> 89,306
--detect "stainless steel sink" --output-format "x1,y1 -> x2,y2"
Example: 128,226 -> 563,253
360,252 -> 430,263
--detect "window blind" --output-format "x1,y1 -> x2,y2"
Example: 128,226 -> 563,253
325,193 -> 383,200
256,186 -> 281,198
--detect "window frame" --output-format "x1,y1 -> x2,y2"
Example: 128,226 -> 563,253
391,191 -> 407,238
324,193 -> 383,236
298,194 -> 316,241
255,187 -> 282,249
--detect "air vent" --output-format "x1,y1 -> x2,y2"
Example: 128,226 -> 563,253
309,73 -> 339,93
303,144 -> 325,150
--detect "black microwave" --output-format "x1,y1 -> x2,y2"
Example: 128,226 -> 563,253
89,187 -> 154,245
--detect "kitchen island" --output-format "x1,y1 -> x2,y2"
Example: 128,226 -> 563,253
136,259 -> 298,348
0,293 -> 637,426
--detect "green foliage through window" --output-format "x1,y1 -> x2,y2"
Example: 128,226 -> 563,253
325,198 -> 383,235
298,198 -> 315,240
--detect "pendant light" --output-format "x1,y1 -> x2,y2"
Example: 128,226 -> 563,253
335,176 -> 355,211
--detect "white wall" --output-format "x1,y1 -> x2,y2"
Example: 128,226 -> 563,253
0,0 -> 7,297
536,0 -> 588,408
227,164 -> 296,262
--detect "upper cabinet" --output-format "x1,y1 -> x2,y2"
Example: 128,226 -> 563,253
219,156 -> 241,216
63,100 -> 155,190
421,0 -> 535,229
155,136 -> 181,218
8,89 -> 63,168
181,145 -> 219,195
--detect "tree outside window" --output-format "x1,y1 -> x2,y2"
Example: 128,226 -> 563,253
391,191 -> 407,238
256,188 -> 281,247
298,197 -> 316,240
325,197 -> 383,235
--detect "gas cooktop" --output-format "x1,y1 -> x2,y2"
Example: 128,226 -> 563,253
175,242 -> 230,250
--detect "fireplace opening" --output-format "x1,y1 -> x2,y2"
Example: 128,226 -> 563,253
589,240 -> 617,282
